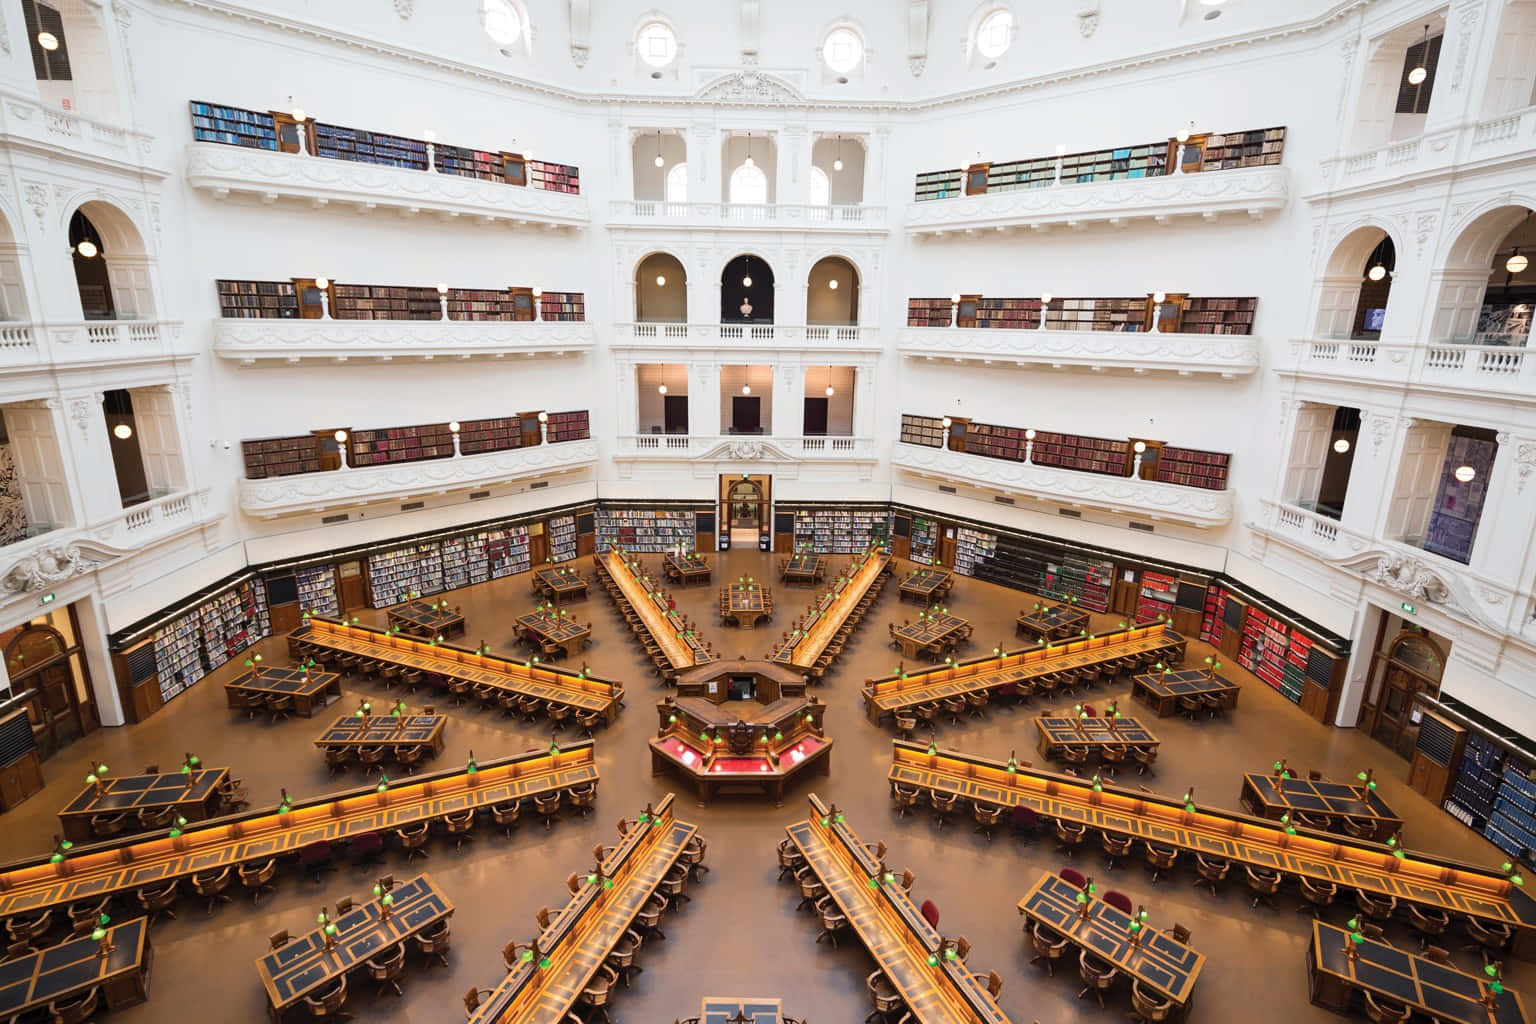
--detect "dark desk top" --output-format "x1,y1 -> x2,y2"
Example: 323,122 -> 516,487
1244,773 -> 1399,822
1133,669 -> 1240,699
1311,920 -> 1530,1024
1016,605 -> 1089,630
516,612 -> 591,643
702,998 -> 783,1024
1018,873 -> 1204,1006
534,566 -> 588,592
0,917 -> 148,1015
784,555 -> 825,574
256,874 -> 451,1010
726,583 -> 769,612
666,553 -> 712,574
225,666 -> 338,697
1036,716 -> 1159,749
314,714 -> 445,748
59,769 -> 228,818
674,697 -> 804,729
387,602 -> 464,632
900,569 -> 951,595
895,614 -> 969,645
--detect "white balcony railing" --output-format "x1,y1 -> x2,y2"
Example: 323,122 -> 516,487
213,318 -> 596,365
239,441 -> 599,518
903,166 -> 1289,235
612,323 -> 877,349
0,320 -> 180,372
1287,339 -> 1535,401
1314,108 -> 1536,197
0,87 -> 158,172
897,326 -> 1260,378
615,434 -> 876,462
607,200 -> 887,231
890,442 -> 1234,528
186,143 -> 588,229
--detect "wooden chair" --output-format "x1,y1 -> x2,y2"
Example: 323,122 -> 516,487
1362,991 -> 1411,1024
219,777 -> 251,812
777,838 -> 807,880
266,694 -> 295,722
367,943 -> 407,998
606,928 -> 643,987
941,696 -> 967,724
67,898 -> 110,938
1077,950 -> 1119,1007
137,805 -> 177,831
1193,853 -> 1230,894
1294,810 -> 1332,832
1295,876 -> 1337,917
1131,745 -> 1158,775
1423,944 -> 1453,966
1356,889 -> 1397,923
681,835 -> 710,880
269,930 -> 291,951
396,821 -> 431,863
1171,922 -> 1192,945
357,746 -> 387,776
1129,978 -> 1176,1023
576,710 -> 603,737
302,975 -> 352,1021
1177,695 -> 1204,722
815,895 -> 848,948
795,867 -> 827,911
636,893 -> 668,940
442,809 -> 475,851
191,867 -> 234,915
1144,841 -> 1179,883
866,969 -> 904,1023
1059,745 -> 1090,768
1055,819 -> 1087,856
1407,904 -> 1450,951
335,897 -> 355,916
970,970 -> 1002,1000
659,864 -> 691,908
534,792 -> 563,829
577,963 -> 618,1023
47,987 -> 100,1024
135,880 -> 180,926
929,791 -> 959,829
893,711 -> 918,739
395,745 -> 426,774
491,800 -> 522,837
2,940 -> 35,962
3,910 -> 50,944
324,746 -> 353,777
1244,865 -> 1282,910
1464,916 -> 1514,956
566,783 -> 597,819
1100,831 -> 1134,869
1028,921 -> 1069,976
1342,816 -> 1376,839
971,801 -> 1003,840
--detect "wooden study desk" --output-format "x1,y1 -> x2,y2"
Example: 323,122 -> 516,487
0,745 -> 598,923
899,568 -> 952,604
1131,669 -> 1240,717
466,794 -> 697,1024
1241,772 -> 1403,843
1018,872 -> 1205,1013
386,600 -> 466,639
721,581 -> 772,627
0,916 -> 151,1017
1015,604 -> 1089,643
1035,715 -> 1159,759
893,613 -> 970,660
781,554 -> 826,586
863,625 -> 1186,726
665,552 -> 713,586
291,617 -> 622,724
700,997 -> 785,1023
533,565 -> 589,603
516,610 -> 591,659
257,874 -> 452,1023
785,793 -> 1010,1024
58,768 -> 229,843
597,547 -> 711,670
768,550 -> 890,669
314,713 -> 447,756
887,741 -> 1536,947
1308,920 -> 1529,1024
224,665 -> 341,717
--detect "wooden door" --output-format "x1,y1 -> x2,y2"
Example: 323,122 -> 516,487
4,404 -> 72,531
964,164 -> 990,195
938,529 -> 957,567
529,526 -> 550,566
1110,569 -> 1138,617
337,560 -> 366,611
269,603 -> 302,634
510,288 -> 536,321
1385,424 -> 1450,545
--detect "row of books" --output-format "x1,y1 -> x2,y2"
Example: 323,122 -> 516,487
793,507 -> 890,554
596,509 -> 695,553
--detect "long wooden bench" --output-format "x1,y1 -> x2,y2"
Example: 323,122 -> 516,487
0,743 -> 599,922
886,741 -> 1536,952
785,793 -> 1010,1023
769,550 -> 891,670
291,617 -> 623,725
863,625 -> 1186,725
467,793 -> 697,1023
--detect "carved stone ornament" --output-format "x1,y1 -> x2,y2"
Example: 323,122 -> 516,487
1515,442 -> 1536,494
1361,554 -> 1451,604
908,56 -> 926,76
570,44 -> 590,67
729,440 -> 763,460
695,71 -> 802,105
112,0 -> 132,24
1450,0 -> 1479,90
393,0 -> 412,18
1078,13 -> 1098,38
23,183 -> 47,229
1,543 -> 110,596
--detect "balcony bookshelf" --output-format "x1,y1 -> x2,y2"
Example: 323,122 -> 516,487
545,410 -> 591,444
899,414 -> 946,448
189,101 -> 277,150
348,423 -> 456,468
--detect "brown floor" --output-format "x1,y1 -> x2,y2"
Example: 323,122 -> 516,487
4,549 -> 1524,1023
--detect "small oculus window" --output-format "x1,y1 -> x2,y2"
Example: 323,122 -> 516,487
822,27 -> 863,74
482,0 -> 522,46
976,9 -> 1013,59
637,21 -> 678,68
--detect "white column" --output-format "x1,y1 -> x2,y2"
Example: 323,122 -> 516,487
615,362 -> 639,436
693,123 -> 720,209
72,596 -> 125,727
1338,410 -> 1399,536
58,392 -> 124,524
691,363 -> 721,437
1466,432 -> 1536,586
1331,602 -> 1384,728
778,362 -> 804,438
616,122 -> 637,202
1423,0 -> 1496,134
778,126 -> 807,206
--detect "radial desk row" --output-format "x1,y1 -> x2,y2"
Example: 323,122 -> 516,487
768,549 -> 891,672
596,547 -> 714,673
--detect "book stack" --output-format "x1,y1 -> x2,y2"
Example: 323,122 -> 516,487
539,292 -> 586,322
367,542 -> 446,604
899,414 -> 945,447
964,423 -> 1027,461
154,610 -> 206,702
975,297 -> 1044,329
529,160 -> 580,194
953,527 -> 997,578
296,566 -> 340,617
1136,571 -> 1177,624
549,515 -> 577,562
189,101 -> 278,149
909,516 -> 939,565
545,410 -> 591,443
1155,447 -> 1231,490
792,507 -> 891,554
1030,432 -> 1130,477
913,169 -> 962,201
906,298 -> 954,327
242,436 -> 321,479
1179,297 -> 1257,335
596,509 -> 695,553
330,284 -> 441,321
348,423 -> 456,468
217,279 -> 299,318
457,417 -> 524,455
1199,586 -> 1227,643
312,123 -> 429,170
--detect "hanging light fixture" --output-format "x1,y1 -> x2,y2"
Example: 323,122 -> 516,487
1333,439 -> 1351,454
74,240 -> 97,259
1507,250 -> 1528,275
1454,464 -> 1476,483
288,95 -> 306,123
654,132 -> 665,168
655,274 -> 666,286
658,383 -> 668,395
112,423 -> 132,440
828,279 -> 839,290
1368,263 -> 1388,281
825,366 -> 835,397
742,384 -> 751,395
1407,25 -> 1430,85
37,31 -> 58,51
833,135 -> 844,173
743,275 -> 752,287
743,132 -> 754,169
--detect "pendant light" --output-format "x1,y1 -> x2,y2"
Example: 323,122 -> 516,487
743,133 -> 754,169
742,384 -> 751,395
654,132 -> 664,168
658,384 -> 668,395
37,31 -> 58,51
1407,25 -> 1429,86
833,135 -> 844,173
1367,264 -> 1387,281
1509,250 -> 1529,275
824,366 -> 835,397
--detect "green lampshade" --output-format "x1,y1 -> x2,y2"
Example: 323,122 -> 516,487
1511,873 -> 1524,887
317,911 -> 329,924
1351,931 -> 1363,944
1273,760 -> 1283,771
181,764 -> 191,774
90,927 -> 106,941
373,884 -> 383,898
1492,981 -> 1505,995
1357,771 -> 1368,781
1501,861 -> 1514,873
926,954 -> 939,966
774,731 -> 783,741
85,773 -> 97,785
49,853 -> 62,864
1139,909 -> 1148,921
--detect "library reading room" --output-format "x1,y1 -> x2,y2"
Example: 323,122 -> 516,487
0,1 -> 1533,1022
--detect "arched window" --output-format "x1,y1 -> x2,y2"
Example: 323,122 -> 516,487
482,0 -> 523,45
728,163 -> 768,205
809,166 -> 830,207
665,162 -> 689,204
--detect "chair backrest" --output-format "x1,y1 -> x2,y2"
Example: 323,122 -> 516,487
920,899 -> 939,928
52,986 -> 100,1024
1103,890 -> 1133,914
1059,867 -> 1087,889
1172,923 -> 1192,944
335,897 -> 354,915
1011,805 -> 1038,827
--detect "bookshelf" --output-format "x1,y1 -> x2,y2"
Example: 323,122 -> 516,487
1180,297 -> 1257,335
792,507 -> 890,554
1446,730 -> 1503,833
189,101 -> 278,150
447,288 -> 520,321
964,422 -> 1027,462
198,580 -> 268,669
975,297 -> 1043,330
1199,585 -> 1226,643
441,534 -> 473,590
330,284 -> 441,321
907,298 -> 953,327
548,515 -> 577,563
367,542 -> 446,605
457,417 -> 524,456
958,529 -> 1113,612
1196,127 -> 1286,170
913,169 -> 963,202
529,160 -> 581,194
1046,297 -> 1145,332
953,526 -> 997,578
596,509 -> 696,553
1030,432 -> 1130,477
296,566 -> 339,617
312,123 -> 429,170
1237,605 -> 1299,703
1155,447 -> 1231,490
153,610 -> 206,703
242,436 -> 323,479
1136,571 -> 1177,625
545,410 -> 591,443
982,156 -> 1056,192
899,414 -> 945,448
484,525 -> 532,579
909,516 -> 939,566
435,144 -> 505,182
440,525 -> 533,587
1061,143 -> 1167,183
539,292 -> 586,322
216,279 -> 300,319
348,423 -> 456,468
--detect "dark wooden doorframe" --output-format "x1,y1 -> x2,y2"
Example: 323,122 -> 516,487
1357,625 -> 1447,760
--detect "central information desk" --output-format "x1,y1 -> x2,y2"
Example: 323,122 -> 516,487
57,768 -> 230,843
785,793 -> 1010,1024
224,665 -> 342,717
1308,920 -> 1530,1024
0,916 -> 151,1018
0,744 -> 598,922
467,794 -> 698,1024
887,742 -> 1536,950
768,549 -> 890,670
290,617 -> 623,725
597,547 -> 713,670
864,625 -> 1187,726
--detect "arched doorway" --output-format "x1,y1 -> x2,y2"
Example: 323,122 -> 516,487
806,256 -> 860,325
3,614 -> 99,760
1314,226 -> 1395,339
721,255 -> 774,324
1357,626 -> 1447,759
68,201 -> 155,321
1431,205 -> 1534,345
720,473 -> 771,550
635,252 -> 687,322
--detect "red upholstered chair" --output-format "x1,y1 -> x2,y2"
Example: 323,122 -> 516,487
1083,705 -> 1097,717
920,900 -> 939,929
1103,890 -> 1134,915
1059,867 -> 1088,890
1010,805 -> 1041,839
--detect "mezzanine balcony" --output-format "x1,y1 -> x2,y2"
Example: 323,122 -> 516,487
213,318 -> 595,366
897,325 -> 1259,378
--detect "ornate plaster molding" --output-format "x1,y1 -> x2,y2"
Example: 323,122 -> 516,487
896,327 -> 1259,377
891,443 -> 1233,528
694,71 -> 803,106
185,143 -> 589,229
213,318 -> 596,365
238,442 -> 599,518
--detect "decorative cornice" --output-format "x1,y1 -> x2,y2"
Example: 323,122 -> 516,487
905,167 -> 1288,235
184,143 -> 589,228
238,442 -> 599,519
213,318 -> 596,365
891,443 -> 1233,528
896,327 -> 1259,378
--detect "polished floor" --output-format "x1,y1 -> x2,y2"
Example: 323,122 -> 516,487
3,549 -> 1523,1023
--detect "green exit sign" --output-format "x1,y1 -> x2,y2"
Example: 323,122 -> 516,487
38,593 -> 54,606
1400,601 -> 1415,614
